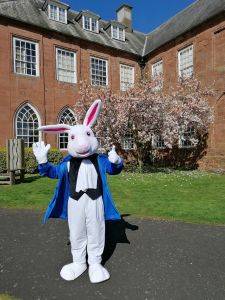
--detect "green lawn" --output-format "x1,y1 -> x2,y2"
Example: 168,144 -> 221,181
0,171 -> 225,224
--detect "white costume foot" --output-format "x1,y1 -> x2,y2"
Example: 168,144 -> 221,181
88,264 -> 110,283
60,263 -> 87,281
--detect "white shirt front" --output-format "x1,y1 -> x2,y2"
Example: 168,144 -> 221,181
68,159 -> 98,192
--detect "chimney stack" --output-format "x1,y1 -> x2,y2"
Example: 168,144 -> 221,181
116,4 -> 133,32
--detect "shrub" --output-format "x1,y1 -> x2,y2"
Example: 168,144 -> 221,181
0,148 -> 7,173
25,148 -> 64,173
0,147 -> 64,174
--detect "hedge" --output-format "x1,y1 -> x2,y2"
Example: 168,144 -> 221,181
0,148 -> 63,174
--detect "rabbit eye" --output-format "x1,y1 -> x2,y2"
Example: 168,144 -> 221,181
87,132 -> 91,136
71,135 -> 75,140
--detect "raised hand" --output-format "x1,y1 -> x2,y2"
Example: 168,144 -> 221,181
108,145 -> 122,164
32,141 -> 51,164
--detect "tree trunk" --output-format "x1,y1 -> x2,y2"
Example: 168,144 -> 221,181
137,147 -> 144,173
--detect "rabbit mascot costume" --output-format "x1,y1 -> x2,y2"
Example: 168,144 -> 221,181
32,100 -> 123,284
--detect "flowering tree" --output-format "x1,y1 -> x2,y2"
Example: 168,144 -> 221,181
75,78 -> 214,169
74,81 -> 130,150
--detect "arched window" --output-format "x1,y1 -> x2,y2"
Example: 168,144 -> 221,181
15,103 -> 41,147
58,107 -> 76,149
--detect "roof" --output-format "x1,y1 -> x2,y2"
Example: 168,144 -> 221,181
144,0 -> 225,56
0,0 -> 145,57
0,0 -> 224,58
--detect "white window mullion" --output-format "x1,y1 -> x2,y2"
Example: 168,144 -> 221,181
106,60 -> 108,86
58,108 -> 76,150
13,37 -> 39,77
15,104 -> 41,147
90,56 -> 108,86
56,48 -> 77,83
120,64 -> 134,91
178,44 -> 194,78
48,3 -> 67,23
57,6 -> 59,21
35,43 -> 40,77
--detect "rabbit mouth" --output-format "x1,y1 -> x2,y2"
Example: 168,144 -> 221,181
76,150 -> 90,156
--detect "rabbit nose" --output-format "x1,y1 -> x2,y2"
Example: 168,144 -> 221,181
77,144 -> 89,153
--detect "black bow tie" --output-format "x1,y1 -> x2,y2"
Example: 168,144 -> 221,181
69,153 -> 103,201
71,153 -> 98,163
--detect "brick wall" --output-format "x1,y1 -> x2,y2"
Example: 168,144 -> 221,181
1,12 -> 225,169
0,18 -> 140,149
145,13 -> 225,170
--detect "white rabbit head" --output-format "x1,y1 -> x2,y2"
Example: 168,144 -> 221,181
38,100 -> 102,158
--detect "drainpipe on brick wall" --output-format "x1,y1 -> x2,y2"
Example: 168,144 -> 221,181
138,57 -> 146,79
41,35 -> 47,126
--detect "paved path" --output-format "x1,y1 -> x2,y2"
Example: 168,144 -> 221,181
1,209 -> 225,300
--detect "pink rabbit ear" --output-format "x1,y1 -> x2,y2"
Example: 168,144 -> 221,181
38,124 -> 71,133
83,99 -> 102,127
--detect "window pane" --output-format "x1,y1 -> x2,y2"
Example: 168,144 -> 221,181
152,60 -> 163,90
56,48 -> 76,83
91,18 -> 98,32
153,135 -> 165,149
84,16 -> 91,30
119,28 -> 124,40
152,60 -> 163,77
180,127 -> 196,148
14,38 -> 38,76
59,108 -> 76,149
112,26 -> 124,41
112,26 -> 118,39
178,45 -> 193,78
59,7 -> 66,22
16,104 -> 40,148
120,64 -> 134,91
49,4 -> 58,20
123,132 -> 134,150
91,57 -> 108,86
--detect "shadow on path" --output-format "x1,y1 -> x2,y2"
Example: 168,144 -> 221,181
102,214 -> 139,265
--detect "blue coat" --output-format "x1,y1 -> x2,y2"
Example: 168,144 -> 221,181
38,154 -> 123,223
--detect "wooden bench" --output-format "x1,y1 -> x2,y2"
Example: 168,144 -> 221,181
0,139 -> 25,185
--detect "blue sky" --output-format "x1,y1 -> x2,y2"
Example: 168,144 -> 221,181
66,0 -> 196,33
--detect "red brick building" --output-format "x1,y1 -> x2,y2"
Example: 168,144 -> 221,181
0,0 -> 224,169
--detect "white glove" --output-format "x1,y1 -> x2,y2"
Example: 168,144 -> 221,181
108,145 -> 122,164
32,141 -> 50,164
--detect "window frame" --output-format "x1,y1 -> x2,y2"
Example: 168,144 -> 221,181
179,126 -> 197,149
58,107 -> 76,150
123,132 -> 134,151
152,60 -> 163,78
82,15 -> 99,33
13,37 -> 40,77
152,134 -> 166,150
120,63 -> 134,91
48,3 -> 67,24
55,47 -> 77,84
90,56 -> 108,87
15,103 -> 41,148
152,60 -> 163,91
111,25 -> 125,41
178,44 -> 194,78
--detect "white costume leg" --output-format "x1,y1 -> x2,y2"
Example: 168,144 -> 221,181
86,196 -> 105,265
60,197 -> 87,281
86,196 -> 110,283
68,196 -> 87,264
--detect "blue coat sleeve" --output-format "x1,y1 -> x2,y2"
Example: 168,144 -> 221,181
105,157 -> 124,175
38,162 -> 64,179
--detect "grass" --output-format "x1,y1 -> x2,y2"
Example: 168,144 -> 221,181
0,295 -> 19,300
0,171 -> 225,224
